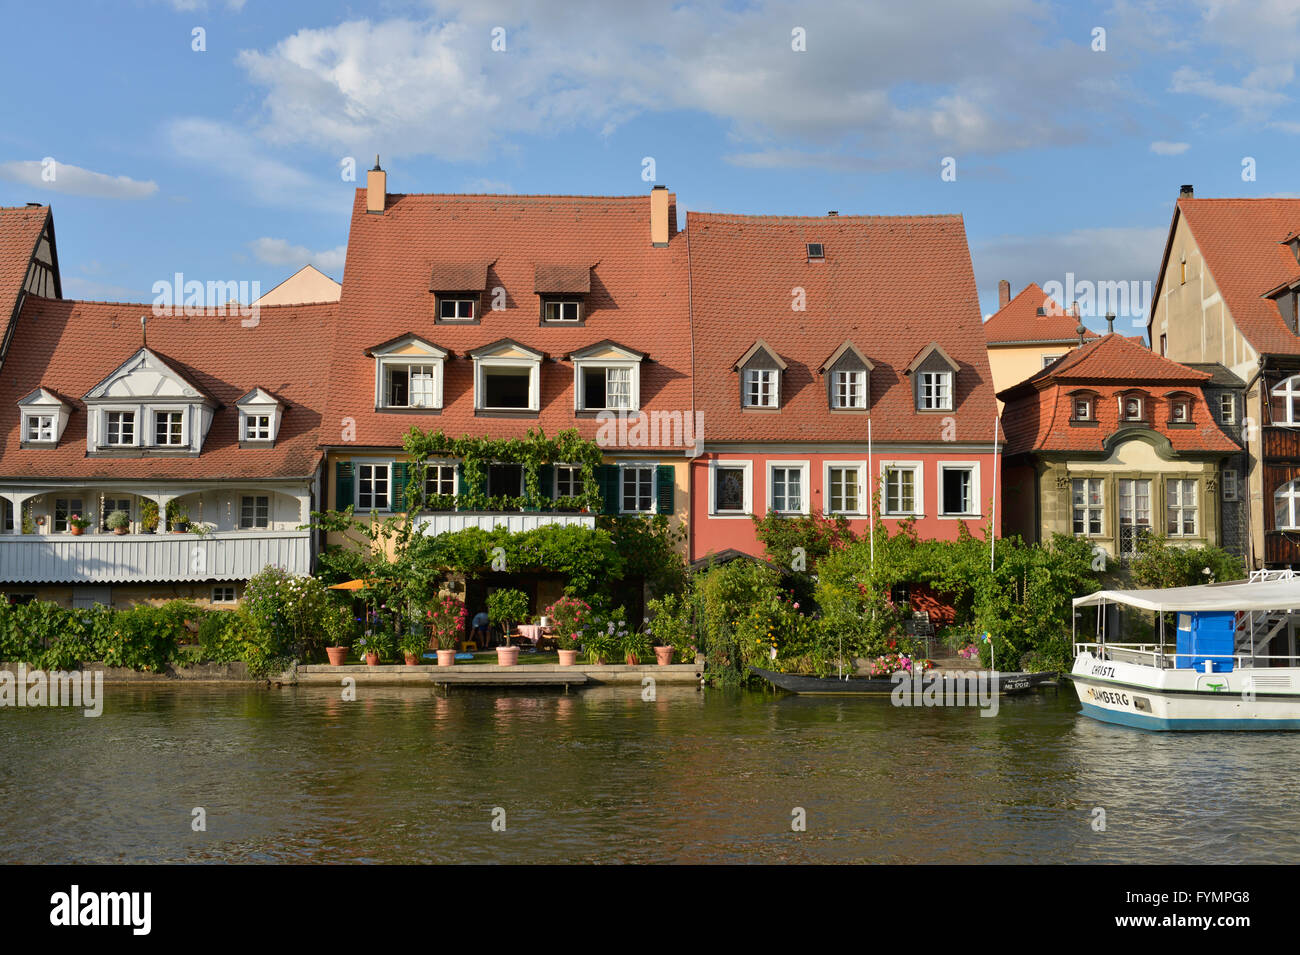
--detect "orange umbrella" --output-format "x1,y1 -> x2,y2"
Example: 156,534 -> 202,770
327,579 -> 372,591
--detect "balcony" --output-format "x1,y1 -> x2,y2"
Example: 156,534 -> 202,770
415,511 -> 596,537
0,530 -> 311,584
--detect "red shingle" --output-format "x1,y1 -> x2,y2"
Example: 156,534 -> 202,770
688,211 -> 998,442
983,282 -> 1099,344
0,205 -> 51,353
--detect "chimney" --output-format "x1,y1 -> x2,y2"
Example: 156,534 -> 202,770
1179,184 -> 1194,198
1077,321 -> 1087,348
1105,311 -> 1115,335
1070,300 -> 1080,318
998,279 -> 1011,309
650,185 -> 670,248
827,211 -> 838,217
367,155 -> 387,215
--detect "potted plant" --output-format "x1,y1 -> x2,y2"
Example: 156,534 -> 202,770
140,500 -> 159,534
647,593 -> 691,665
400,619 -> 429,666
67,513 -> 90,536
584,628 -> 614,665
322,601 -> 354,666
545,596 -> 590,666
106,509 -> 130,535
487,588 -> 529,666
622,628 -> 652,666
165,500 -> 189,533
426,594 -> 467,666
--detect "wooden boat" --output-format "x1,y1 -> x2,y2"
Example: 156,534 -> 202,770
749,666 -> 1056,696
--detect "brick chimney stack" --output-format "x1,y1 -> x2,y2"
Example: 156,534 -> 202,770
998,279 -> 1011,309
650,185 -> 670,248
367,156 -> 387,215
1180,184 -> 1194,198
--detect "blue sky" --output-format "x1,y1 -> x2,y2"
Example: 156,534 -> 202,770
2,0 -> 1297,330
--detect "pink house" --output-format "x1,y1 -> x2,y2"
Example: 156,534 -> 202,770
685,211 -> 1001,562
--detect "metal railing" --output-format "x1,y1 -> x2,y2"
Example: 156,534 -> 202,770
1074,641 -> 1300,670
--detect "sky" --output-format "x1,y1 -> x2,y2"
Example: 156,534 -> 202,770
2,0 -> 1298,331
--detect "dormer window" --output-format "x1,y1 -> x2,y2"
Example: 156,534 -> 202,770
734,340 -> 786,410
471,339 -> 542,413
106,411 -> 136,446
437,297 -> 477,322
1120,393 -> 1145,422
1072,396 -> 1094,421
806,243 -> 825,261
536,265 -> 591,325
570,341 -> 643,412
1167,392 -> 1192,425
820,341 -> 873,411
906,342 -> 959,412
236,388 -> 285,445
543,299 -> 581,323
18,387 -> 72,448
367,335 -> 449,412
154,411 -> 185,446
744,369 -> 778,407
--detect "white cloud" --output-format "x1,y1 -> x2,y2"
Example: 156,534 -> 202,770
232,2 -> 1122,168
1149,140 -> 1189,155
1169,67 -> 1290,113
248,237 -> 346,272
164,117 -> 339,213
0,160 -> 157,199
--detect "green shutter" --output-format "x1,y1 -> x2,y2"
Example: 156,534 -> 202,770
335,461 -> 354,510
455,463 -> 466,511
391,461 -> 409,511
656,465 -> 675,515
538,464 -> 554,505
598,465 -> 619,514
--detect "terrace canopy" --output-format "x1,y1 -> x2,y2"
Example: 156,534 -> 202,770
1073,578 -> 1300,613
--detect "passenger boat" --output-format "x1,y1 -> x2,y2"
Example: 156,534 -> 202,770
1069,570 -> 1300,730
749,666 -> 1055,696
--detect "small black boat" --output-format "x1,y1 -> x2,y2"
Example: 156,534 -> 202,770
749,666 -> 1057,696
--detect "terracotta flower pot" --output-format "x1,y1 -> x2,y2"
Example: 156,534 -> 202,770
496,646 -> 519,667
69,526 -> 83,536
326,646 -> 349,666
365,652 -> 379,666
437,649 -> 456,667
113,527 -> 128,536
557,649 -> 578,666
654,646 -> 674,666
625,652 -> 639,666
403,652 -> 420,666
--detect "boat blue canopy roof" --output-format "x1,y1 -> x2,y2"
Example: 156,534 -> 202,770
1074,577 -> 1300,613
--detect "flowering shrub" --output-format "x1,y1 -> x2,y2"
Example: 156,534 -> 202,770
242,566 -> 329,668
544,596 -> 590,650
866,653 -> 934,677
424,594 -> 467,650
583,605 -> 629,663
958,644 -> 979,661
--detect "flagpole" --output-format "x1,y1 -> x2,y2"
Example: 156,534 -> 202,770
991,412 -> 1000,572
868,416 -> 874,569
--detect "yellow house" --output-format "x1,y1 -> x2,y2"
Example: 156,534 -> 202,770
984,281 -> 1098,411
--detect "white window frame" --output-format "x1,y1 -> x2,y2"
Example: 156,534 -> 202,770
554,464 -> 585,499
243,413 -> 273,441
1071,477 -> 1105,537
1273,376 -> 1300,426
1223,469 -> 1239,502
212,585 -> 237,603
542,299 -> 581,323
1220,392 -> 1236,425
918,371 -> 952,411
1166,478 -> 1199,538
937,462 -> 980,518
832,370 -> 867,410
438,297 -> 477,322
1072,396 -> 1093,421
879,461 -> 924,517
743,368 -> 779,408
1120,394 -> 1144,422
708,459 -> 753,518
153,409 -> 186,446
422,460 -> 458,502
24,414 -> 55,443
356,460 -> 393,512
574,361 -> 640,412
476,358 -> 540,412
618,463 -> 657,514
1041,353 -> 1063,369
1170,397 -> 1190,423
379,360 -> 441,410
1277,479 -> 1300,530
823,461 -> 867,516
767,460 -> 810,515
103,408 -> 138,447
1118,478 -> 1153,555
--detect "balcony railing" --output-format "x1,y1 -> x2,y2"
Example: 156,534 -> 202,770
0,530 -> 311,583
415,511 -> 596,537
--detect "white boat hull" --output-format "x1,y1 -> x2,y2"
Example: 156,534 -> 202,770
1069,651 -> 1300,731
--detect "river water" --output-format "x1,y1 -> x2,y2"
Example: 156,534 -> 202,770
0,682 -> 1295,864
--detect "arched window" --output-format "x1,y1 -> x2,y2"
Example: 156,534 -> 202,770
1272,376 -> 1300,425
1276,479 -> 1300,530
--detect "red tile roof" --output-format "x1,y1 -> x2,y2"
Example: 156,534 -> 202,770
999,333 -> 1237,456
983,282 -> 1099,344
324,191 -> 692,449
0,205 -> 51,354
687,212 -> 998,442
0,296 -> 335,480
1174,198 -> 1300,355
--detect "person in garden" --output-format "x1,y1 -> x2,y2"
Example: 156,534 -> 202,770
471,608 -> 490,647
